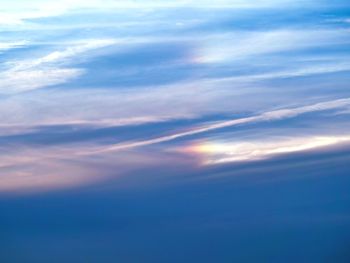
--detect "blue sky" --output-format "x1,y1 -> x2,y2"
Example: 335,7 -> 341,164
1,0 -> 350,262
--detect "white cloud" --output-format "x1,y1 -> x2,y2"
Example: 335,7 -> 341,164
0,40 -> 27,51
0,39 -> 117,94
0,0 -> 307,27
0,0 -> 305,27
195,30 -> 350,63
9,39 -> 118,70
0,116 -> 170,136
209,63 -> 350,83
0,68 -> 83,93
84,98 -> 350,154
1,97 -> 349,192
184,135 -> 350,164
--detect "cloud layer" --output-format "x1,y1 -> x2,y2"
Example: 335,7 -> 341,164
0,0 -> 350,192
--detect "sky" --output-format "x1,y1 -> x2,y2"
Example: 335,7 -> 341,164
0,0 -> 350,262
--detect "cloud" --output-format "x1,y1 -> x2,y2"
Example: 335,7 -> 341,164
0,160 -> 101,193
209,63 -> 350,83
0,137 -> 183,193
0,143 -> 98,192
0,39 -> 117,94
0,68 -> 83,94
195,29 -> 350,63
182,135 -> 350,164
0,40 -> 28,51
0,0 -> 81,26
8,39 -> 118,70
0,0 -> 312,28
0,0 -> 349,195
91,0 -> 301,9
0,116 -> 170,136
1,97 -> 348,192
84,98 -> 350,154
4,0 -> 182,27
0,33 -> 350,94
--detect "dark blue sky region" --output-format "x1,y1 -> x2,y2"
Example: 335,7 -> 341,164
0,0 -> 350,262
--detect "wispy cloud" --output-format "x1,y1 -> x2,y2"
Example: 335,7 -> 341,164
195,29 -> 350,63
0,40 -> 28,51
206,63 -> 350,84
183,135 -> 350,164
1,97 -> 348,192
0,116 -> 170,136
85,98 -> 350,154
0,138 -> 179,193
1,0 -> 349,195
0,39 -> 117,93
7,39 -> 118,70
0,68 -> 83,94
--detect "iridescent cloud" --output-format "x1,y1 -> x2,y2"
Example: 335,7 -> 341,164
0,0 -> 350,194
182,135 -> 350,164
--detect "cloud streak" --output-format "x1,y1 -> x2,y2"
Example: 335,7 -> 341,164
0,40 -> 28,51
195,29 -> 350,63
0,39 -> 117,93
85,98 -> 350,154
184,135 -> 350,164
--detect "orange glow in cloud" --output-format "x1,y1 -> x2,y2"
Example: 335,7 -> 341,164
182,135 -> 350,165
